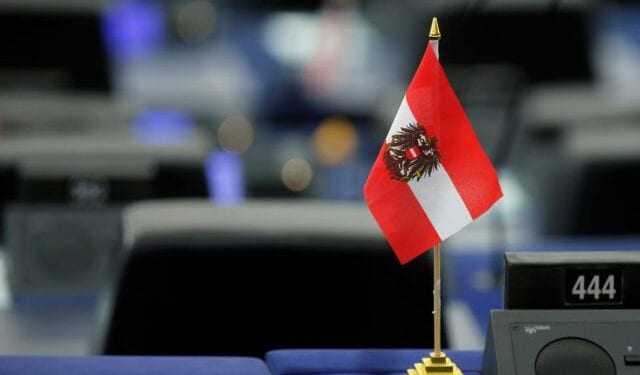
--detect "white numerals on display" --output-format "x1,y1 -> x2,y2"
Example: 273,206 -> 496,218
587,276 -> 601,300
572,275 -> 586,300
571,275 -> 616,300
602,275 -> 616,300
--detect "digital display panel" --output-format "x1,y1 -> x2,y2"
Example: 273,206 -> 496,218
565,268 -> 622,305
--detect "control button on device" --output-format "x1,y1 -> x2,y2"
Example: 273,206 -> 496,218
624,354 -> 640,366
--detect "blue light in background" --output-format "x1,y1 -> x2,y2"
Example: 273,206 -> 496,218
205,151 -> 246,205
102,0 -> 166,61
132,109 -> 195,145
600,4 -> 640,44
317,160 -> 368,200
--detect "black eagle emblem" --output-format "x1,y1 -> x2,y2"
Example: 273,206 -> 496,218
383,123 -> 441,182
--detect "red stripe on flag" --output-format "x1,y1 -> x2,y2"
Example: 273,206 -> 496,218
363,145 -> 441,264
405,45 -> 502,219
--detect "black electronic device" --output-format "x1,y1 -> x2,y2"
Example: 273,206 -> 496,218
504,251 -> 640,309
482,309 -> 640,375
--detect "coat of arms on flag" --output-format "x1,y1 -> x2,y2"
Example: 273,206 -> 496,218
363,38 -> 502,265
384,123 -> 441,182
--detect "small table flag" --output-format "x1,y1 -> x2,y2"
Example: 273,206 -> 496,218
363,42 -> 503,264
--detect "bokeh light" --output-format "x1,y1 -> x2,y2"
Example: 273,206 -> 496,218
281,158 -> 313,192
176,0 -> 217,44
312,117 -> 358,166
102,0 -> 166,61
217,115 -> 255,154
205,150 -> 245,205
132,108 -> 195,145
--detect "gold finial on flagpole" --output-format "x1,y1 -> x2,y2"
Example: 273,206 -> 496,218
429,17 -> 441,40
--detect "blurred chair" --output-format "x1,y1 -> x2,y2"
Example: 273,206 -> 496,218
97,200 -> 443,356
0,134 -> 210,299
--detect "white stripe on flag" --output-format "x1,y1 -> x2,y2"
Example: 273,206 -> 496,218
387,94 -> 473,239
385,96 -> 413,143
408,167 -> 473,240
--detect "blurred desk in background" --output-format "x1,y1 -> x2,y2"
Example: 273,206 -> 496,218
0,307 -> 94,355
0,249 -> 8,309
0,250 -> 95,356
516,84 -> 640,236
521,85 -> 640,130
1,236 -> 639,356
0,248 -> 94,355
446,251 -> 502,350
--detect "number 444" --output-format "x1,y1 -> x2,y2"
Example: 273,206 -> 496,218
572,275 -> 616,300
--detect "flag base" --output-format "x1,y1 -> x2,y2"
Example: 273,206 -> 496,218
407,352 -> 463,375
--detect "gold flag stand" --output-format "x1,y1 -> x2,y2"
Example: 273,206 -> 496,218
406,17 -> 463,375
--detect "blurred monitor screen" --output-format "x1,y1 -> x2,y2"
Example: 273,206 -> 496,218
440,10 -> 592,83
0,6 -> 110,92
230,0 -> 323,10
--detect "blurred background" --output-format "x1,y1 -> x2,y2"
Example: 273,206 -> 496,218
0,0 -> 640,355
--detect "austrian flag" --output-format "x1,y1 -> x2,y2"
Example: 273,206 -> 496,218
364,43 -> 502,264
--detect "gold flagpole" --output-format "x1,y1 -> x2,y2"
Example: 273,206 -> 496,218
433,243 -> 442,357
429,16 -> 445,361
408,17 -> 463,375
428,18 -> 443,359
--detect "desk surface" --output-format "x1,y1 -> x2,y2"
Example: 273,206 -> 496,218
266,349 -> 483,375
0,355 -> 272,375
0,351 -> 482,375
